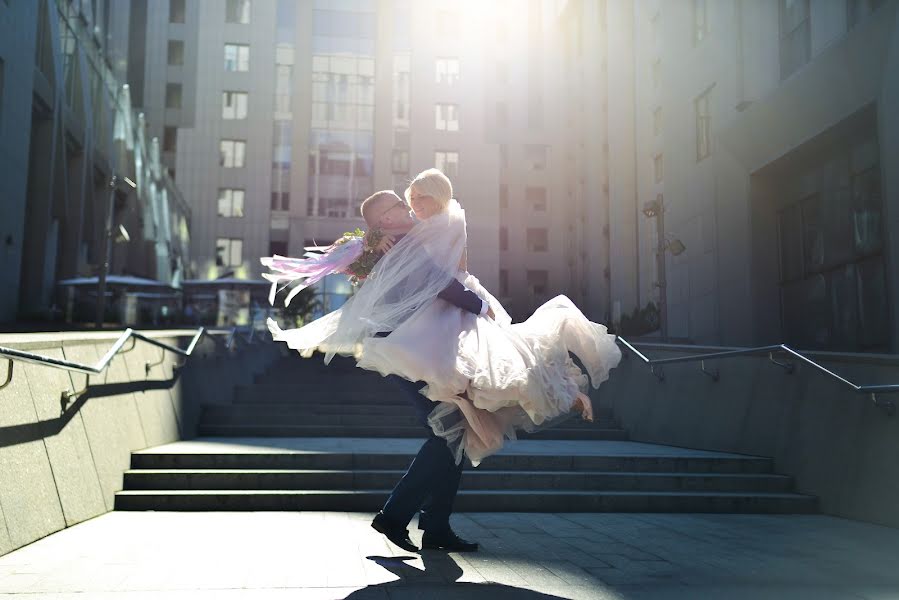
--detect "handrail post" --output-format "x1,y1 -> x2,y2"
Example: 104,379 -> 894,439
0,360 -> 12,391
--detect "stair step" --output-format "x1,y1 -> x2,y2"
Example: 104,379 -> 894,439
114,489 -> 818,513
131,451 -> 776,474
199,410 -> 617,430
201,403 -> 615,422
122,469 -> 795,493
196,424 -> 630,440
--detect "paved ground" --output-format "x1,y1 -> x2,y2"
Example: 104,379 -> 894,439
1,511 -> 898,599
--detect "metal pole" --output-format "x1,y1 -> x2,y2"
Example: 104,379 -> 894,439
656,198 -> 668,341
95,175 -> 117,329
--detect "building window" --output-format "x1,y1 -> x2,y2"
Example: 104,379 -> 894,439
526,270 -> 548,298
167,40 -> 184,66
169,0 -> 185,23
499,144 -> 509,169
392,149 -> 409,173
220,140 -> 246,168
652,60 -> 661,89
499,184 -> 508,209
270,192 -> 290,211
224,44 -> 250,72
695,87 -> 712,161
500,227 -> 508,251
779,0 -> 810,79
653,107 -> 662,136
435,57 -> 460,84
654,154 -> 663,183
222,91 -> 248,119
693,0 -> 709,45
779,156 -> 887,351
525,145 -> 547,171
435,104 -> 459,131
499,269 -> 509,297
526,228 -> 548,252
215,238 -> 243,267
435,151 -> 459,179
225,0 -> 251,24
526,187 -> 546,211
165,83 -> 182,109
163,126 -> 178,152
218,188 -> 245,217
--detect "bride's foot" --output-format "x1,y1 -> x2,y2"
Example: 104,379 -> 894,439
573,392 -> 594,422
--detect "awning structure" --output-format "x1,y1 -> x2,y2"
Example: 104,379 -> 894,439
58,275 -> 174,288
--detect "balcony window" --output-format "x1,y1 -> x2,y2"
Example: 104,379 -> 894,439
435,57 -> 460,84
224,44 -> 250,72
392,149 -> 409,173
653,107 -> 662,136
526,228 -> 548,252
500,227 -> 508,251
435,151 -> 459,179
220,140 -> 246,168
169,0 -> 185,23
163,127 -> 177,152
435,104 -> 459,131
165,83 -> 182,109
779,0 -> 810,79
222,91 -> 248,120
525,145 -> 547,171
526,270 -> 548,299
215,238 -> 243,267
167,40 -> 184,66
695,87 -> 712,161
693,0 -> 709,45
225,0 -> 251,24
526,187 -> 546,211
218,189 -> 245,218
654,154 -> 663,183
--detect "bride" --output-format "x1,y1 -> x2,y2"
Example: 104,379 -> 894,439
265,168 -> 621,465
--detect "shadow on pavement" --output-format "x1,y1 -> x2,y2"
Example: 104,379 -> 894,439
343,553 -> 570,599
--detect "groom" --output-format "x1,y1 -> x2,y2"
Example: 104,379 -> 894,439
360,190 -> 486,553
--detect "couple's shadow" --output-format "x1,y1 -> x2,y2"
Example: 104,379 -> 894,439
343,552 -> 568,599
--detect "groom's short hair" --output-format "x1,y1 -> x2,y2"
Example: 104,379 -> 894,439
360,190 -> 403,227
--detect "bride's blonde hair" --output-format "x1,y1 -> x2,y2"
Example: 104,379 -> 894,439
405,168 -> 453,210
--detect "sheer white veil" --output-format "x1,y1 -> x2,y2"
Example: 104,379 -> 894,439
267,199 -> 468,362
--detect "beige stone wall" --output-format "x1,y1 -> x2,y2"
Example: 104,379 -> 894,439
0,330 -> 279,557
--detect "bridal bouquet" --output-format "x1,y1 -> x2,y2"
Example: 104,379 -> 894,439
261,228 -> 386,306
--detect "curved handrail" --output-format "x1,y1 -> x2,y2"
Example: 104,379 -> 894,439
616,337 -> 898,415
0,324 -> 262,399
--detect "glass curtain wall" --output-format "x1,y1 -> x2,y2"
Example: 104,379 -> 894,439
307,0 -> 376,218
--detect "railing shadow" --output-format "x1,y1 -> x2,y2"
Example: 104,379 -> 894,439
0,369 -> 184,449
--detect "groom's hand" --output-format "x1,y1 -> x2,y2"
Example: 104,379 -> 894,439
375,234 -> 396,254
486,306 -> 496,320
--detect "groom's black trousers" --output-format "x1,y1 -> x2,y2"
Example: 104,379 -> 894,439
379,374 -> 463,534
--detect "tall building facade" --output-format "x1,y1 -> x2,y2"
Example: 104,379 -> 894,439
136,0 -> 501,302
617,0 -> 898,352
0,0 -> 192,325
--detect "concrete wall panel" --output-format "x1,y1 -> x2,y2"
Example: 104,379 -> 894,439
60,345 -> 147,510
0,359 -> 66,550
599,346 -> 899,527
19,348 -> 105,528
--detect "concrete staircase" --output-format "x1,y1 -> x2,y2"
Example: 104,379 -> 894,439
115,355 -> 817,513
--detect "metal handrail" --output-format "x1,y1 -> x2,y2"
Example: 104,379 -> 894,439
616,337 -> 898,415
0,324 -> 260,402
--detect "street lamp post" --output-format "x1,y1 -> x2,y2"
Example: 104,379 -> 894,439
95,84 -> 133,329
642,194 -> 685,342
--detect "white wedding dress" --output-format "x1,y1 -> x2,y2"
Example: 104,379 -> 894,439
355,272 -> 621,465
266,200 -> 622,465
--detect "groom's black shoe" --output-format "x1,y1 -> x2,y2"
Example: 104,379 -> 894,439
421,529 -> 479,552
371,512 -> 419,552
